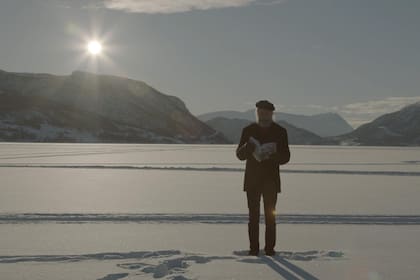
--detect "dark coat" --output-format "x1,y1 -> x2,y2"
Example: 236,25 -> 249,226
236,122 -> 290,193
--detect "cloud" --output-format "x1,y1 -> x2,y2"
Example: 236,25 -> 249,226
335,97 -> 420,128
102,0 -> 284,14
339,97 -> 420,116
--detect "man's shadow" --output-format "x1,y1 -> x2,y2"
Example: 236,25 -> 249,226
234,249 -> 344,279
262,255 -> 319,280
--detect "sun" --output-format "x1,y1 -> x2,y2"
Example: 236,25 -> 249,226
87,40 -> 102,55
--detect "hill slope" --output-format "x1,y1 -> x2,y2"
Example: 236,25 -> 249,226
205,117 -> 335,145
198,110 -> 353,137
0,69 -> 229,143
330,102 -> 420,146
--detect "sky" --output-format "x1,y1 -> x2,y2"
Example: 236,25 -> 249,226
0,0 -> 419,128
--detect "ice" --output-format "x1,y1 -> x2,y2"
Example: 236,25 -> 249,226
1,143 -> 420,279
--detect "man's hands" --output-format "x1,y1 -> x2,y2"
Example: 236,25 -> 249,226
259,144 -> 276,161
247,138 -> 276,162
237,128 -> 290,164
246,139 -> 256,152
260,150 -> 273,160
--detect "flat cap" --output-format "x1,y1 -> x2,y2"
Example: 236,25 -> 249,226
256,100 -> 275,111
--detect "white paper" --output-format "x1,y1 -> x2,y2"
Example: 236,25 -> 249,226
249,137 -> 277,162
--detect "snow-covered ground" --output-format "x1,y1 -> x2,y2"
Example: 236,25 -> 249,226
0,143 -> 420,279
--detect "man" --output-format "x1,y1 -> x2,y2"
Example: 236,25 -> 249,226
235,100 -> 290,256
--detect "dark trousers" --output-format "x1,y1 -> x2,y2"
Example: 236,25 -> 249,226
246,180 -> 278,252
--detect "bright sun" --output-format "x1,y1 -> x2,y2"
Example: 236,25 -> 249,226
87,40 -> 102,55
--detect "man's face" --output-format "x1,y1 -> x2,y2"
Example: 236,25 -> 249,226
256,108 -> 273,122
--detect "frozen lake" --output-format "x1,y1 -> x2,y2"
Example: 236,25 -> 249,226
0,143 -> 420,215
1,143 -> 420,279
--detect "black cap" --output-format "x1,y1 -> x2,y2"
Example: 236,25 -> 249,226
256,100 -> 275,111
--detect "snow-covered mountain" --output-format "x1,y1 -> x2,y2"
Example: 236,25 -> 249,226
205,101 -> 420,147
0,69 -> 229,143
330,101 -> 420,146
205,117 -> 335,145
198,110 -> 353,137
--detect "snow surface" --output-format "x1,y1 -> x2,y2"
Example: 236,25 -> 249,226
1,143 -> 420,279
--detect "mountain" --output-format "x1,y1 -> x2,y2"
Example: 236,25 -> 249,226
330,102 -> 420,146
205,117 -> 335,145
198,110 -> 353,137
0,69 -> 229,143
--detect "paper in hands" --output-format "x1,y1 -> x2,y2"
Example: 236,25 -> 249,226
249,136 -> 277,162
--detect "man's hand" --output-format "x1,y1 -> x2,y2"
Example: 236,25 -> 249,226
260,151 -> 271,161
263,130 -> 290,165
246,139 -> 256,152
258,142 -> 276,161
260,148 -> 277,161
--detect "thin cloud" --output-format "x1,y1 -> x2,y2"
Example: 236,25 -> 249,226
339,97 -> 420,116
336,97 -> 420,128
303,97 -> 420,128
102,0 -> 285,14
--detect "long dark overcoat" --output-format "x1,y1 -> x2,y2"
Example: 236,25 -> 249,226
236,122 -> 291,193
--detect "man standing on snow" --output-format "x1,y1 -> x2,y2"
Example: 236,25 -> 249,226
236,100 -> 291,256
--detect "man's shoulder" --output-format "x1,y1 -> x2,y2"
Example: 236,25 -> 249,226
242,122 -> 258,131
272,122 -> 287,133
242,122 -> 287,133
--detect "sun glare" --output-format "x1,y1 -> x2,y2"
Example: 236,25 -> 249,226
87,40 -> 102,55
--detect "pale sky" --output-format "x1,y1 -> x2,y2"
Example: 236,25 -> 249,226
1,0 -> 420,127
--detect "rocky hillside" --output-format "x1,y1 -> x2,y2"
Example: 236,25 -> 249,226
0,69 -> 229,143
329,102 -> 420,146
